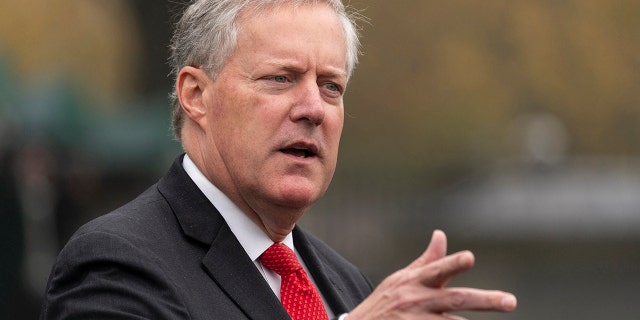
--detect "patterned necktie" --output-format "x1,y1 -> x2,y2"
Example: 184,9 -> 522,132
259,243 -> 329,320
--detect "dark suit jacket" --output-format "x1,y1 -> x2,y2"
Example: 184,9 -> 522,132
40,155 -> 373,319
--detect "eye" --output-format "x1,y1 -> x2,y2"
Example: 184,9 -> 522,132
324,82 -> 340,92
322,82 -> 344,97
273,75 -> 288,83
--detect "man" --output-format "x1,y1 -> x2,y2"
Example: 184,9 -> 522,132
41,0 -> 517,319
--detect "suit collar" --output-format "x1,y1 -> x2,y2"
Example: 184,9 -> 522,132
157,154 -> 222,245
158,155 -> 356,317
181,154 -> 287,262
203,223 -> 290,319
157,155 -> 290,319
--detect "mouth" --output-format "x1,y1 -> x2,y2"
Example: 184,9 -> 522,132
279,143 -> 318,159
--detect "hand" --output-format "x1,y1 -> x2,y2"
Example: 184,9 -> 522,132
347,230 -> 517,320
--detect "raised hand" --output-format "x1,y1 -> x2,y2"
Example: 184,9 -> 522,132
347,230 -> 517,320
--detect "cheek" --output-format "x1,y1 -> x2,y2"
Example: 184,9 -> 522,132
218,101 -> 281,166
326,110 -> 345,145
209,89 -> 263,141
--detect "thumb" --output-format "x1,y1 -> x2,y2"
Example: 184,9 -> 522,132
407,229 -> 448,269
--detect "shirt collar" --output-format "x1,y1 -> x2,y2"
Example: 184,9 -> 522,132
181,154 -> 294,261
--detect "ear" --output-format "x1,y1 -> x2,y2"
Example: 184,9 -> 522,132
176,66 -> 211,130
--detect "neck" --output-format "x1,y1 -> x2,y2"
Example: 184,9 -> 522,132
244,202 -> 306,243
182,127 -> 307,243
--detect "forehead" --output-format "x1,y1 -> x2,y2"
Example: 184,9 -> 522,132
236,2 -> 345,44
232,2 -> 347,71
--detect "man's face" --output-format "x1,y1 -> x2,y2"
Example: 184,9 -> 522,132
198,3 -> 347,230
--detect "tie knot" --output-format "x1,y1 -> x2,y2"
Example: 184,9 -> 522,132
259,243 -> 302,276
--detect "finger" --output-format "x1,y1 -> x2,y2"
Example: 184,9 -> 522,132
425,314 -> 468,320
407,230 -> 448,269
421,250 -> 475,288
427,288 -> 518,313
442,314 -> 468,320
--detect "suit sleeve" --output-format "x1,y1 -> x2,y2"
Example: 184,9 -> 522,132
40,230 -> 191,320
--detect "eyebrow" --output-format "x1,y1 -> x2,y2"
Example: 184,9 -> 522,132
263,59 -> 347,79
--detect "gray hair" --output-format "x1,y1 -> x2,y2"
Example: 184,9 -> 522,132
168,0 -> 362,141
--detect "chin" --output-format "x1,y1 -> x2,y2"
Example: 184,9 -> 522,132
274,183 -> 324,209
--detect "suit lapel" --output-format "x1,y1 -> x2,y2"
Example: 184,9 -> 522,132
293,227 -> 352,315
157,155 -> 290,320
202,224 -> 290,320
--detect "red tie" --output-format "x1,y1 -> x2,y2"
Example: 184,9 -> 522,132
259,243 -> 329,320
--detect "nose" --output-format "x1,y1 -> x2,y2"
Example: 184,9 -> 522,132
289,82 -> 325,126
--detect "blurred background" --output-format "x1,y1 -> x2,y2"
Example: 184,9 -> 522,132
1,0 -> 639,319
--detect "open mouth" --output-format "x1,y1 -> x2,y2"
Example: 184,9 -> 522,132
280,147 -> 316,159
